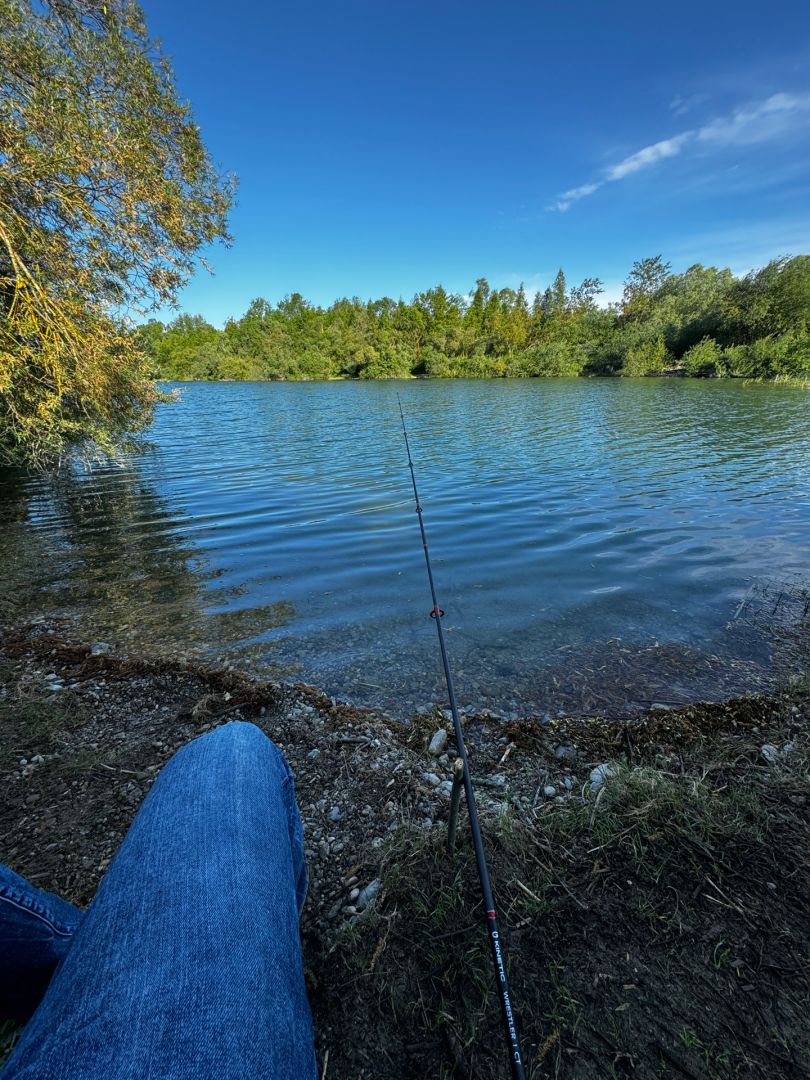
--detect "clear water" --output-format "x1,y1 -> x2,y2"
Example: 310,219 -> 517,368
2,379 -> 808,717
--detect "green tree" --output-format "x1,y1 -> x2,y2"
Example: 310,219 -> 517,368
0,0 -> 233,466
622,256 -> 671,319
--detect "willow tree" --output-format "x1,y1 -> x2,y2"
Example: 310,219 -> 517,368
0,0 -> 233,467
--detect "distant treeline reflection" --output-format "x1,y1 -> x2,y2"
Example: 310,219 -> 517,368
138,255 -> 810,383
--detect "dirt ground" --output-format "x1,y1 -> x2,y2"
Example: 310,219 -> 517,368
1,622 -> 808,1078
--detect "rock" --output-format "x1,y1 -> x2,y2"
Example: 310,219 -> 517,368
439,780 -> 453,797
760,742 -> 795,764
356,879 -> 381,911
306,748 -> 321,760
329,805 -> 342,822
554,745 -> 575,761
589,763 -> 616,790
422,772 -> 441,787
318,840 -> 330,859
428,729 -> 448,756
563,777 -> 574,790
349,887 -> 360,902
543,785 -> 556,798
438,753 -> 449,766
327,900 -> 343,920
90,643 -> 112,656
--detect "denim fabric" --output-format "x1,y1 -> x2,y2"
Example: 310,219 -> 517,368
3,722 -> 318,1079
0,866 -> 83,1020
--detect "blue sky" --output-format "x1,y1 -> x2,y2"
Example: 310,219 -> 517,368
142,0 -> 810,325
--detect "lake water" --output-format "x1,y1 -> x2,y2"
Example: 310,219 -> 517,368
2,379 -> 808,718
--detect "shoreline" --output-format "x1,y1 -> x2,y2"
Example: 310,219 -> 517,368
1,623 -> 808,1077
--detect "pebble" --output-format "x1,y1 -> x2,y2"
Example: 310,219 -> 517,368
422,772 -> 441,787
356,879 -> 381,911
349,887 -> 360,902
761,741 -> 796,764
306,749 -> 321,760
439,780 -> 453,797
543,785 -> 556,798
563,777 -> 574,790
589,763 -> 616,790
318,840 -> 330,859
90,642 -> 112,656
329,806 -> 342,822
428,729 -> 448,756
554,745 -> 576,760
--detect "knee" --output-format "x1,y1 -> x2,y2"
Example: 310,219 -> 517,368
179,721 -> 291,777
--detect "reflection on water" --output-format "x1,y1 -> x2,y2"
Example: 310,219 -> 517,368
1,378 -> 808,716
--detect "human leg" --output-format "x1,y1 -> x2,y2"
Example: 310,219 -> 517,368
3,722 -> 317,1079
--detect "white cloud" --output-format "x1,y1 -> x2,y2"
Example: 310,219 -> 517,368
670,92 -> 709,117
551,181 -> 602,212
696,92 -> 810,146
549,91 -> 810,212
605,133 -> 692,180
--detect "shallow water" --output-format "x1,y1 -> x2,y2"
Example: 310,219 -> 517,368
2,379 -> 808,716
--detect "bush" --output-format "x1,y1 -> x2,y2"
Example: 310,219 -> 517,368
511,341 -> 588,377
621,335 -> 670,376
682,337 -> 724,376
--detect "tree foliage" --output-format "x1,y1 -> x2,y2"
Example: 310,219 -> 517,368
0,0 -> 233,466
141,256 -> 810,385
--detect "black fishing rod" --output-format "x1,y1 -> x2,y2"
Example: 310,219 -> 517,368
397,395 -> 525,1080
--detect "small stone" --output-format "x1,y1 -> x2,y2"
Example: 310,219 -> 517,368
428,729 -> 448,756
439,780 -> 453,797
761,744 -> 780,764
90,642 -> 111,656
438,753 -> 449,766
554,745 -> 575,761
543,785 -> 556,798
329,806 -> 342,822
563,777 -> 574,790
589,763 -> 616,790
306,748 -> 321,760
356,879 -> 381,911
349,887 -> 360,901
422,772 -> 441,787
318,840 -> 330,859
327,900 -> 343,920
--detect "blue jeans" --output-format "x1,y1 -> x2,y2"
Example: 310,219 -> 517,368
1,723 -> 318,1079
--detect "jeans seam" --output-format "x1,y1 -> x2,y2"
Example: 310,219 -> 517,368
0,892 -> 75,937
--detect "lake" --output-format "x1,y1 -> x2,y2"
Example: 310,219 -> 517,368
2,378 -> 808,718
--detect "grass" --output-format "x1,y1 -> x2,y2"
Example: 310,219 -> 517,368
315,718 -> 810,1077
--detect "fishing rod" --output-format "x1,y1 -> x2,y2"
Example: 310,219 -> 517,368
397,395 -> 525,1080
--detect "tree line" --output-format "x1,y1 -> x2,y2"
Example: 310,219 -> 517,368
138,255 -> 810,383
